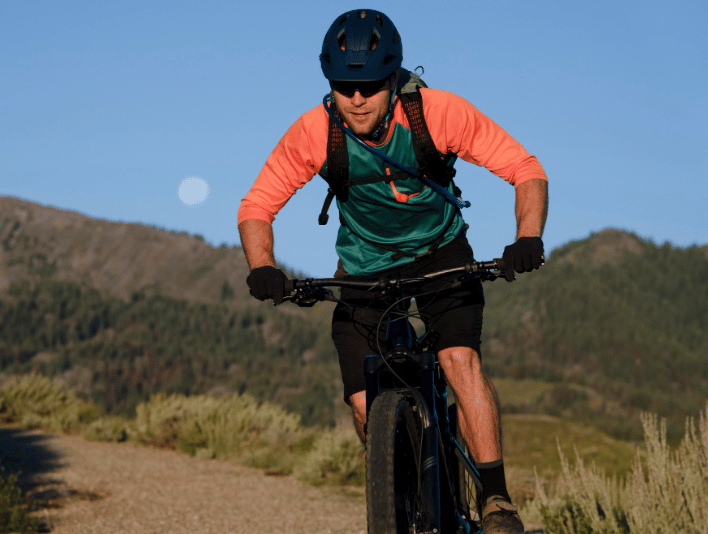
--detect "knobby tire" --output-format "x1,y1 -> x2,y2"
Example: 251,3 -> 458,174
366,391 -> 425,534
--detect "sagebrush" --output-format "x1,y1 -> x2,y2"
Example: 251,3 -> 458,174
523,404 -> 708,533
0,374 -> 363,489
0,373 -> 98,432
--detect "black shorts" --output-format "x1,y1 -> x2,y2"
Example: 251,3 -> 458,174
331,234 -> 485,402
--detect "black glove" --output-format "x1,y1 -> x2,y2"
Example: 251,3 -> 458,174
502,237 -> 544,282
246,266 -> 289,305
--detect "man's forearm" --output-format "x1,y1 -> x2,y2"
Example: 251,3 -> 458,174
238,219 -> 276,269
515,178 -> 548,239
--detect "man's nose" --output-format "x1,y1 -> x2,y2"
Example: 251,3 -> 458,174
351,91 -> 366,105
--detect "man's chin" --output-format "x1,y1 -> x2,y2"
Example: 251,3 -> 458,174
343,115 -> 374,136
348,122 -> 375,137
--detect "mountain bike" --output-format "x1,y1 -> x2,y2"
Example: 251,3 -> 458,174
284,259 -> 508,534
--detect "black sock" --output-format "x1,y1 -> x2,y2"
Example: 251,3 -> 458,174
476,459 -> 511,504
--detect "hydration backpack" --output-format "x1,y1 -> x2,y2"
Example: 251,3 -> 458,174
318,68 -> 460,226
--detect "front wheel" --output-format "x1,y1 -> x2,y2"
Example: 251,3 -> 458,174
366,391 -> 425,534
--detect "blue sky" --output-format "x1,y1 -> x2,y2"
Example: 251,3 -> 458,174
2,1 -> 706,277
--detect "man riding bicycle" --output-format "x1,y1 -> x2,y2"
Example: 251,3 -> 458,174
238,9 -> 548,534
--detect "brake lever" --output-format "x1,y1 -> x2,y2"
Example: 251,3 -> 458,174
284,287 -> 335,307
453,268 -> 504,287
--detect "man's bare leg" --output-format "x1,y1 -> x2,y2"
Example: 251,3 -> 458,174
348,346 -> 501,455
436,346 -> 502,463
349,390 -> 367,444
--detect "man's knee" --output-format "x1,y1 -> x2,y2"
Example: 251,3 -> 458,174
437,346 -> 483,375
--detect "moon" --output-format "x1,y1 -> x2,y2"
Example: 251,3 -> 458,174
179,177 -> 209,206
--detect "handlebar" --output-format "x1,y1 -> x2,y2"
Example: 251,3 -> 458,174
283,258 -> 506,306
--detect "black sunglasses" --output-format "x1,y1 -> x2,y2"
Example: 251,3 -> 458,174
330,79 -> 389,98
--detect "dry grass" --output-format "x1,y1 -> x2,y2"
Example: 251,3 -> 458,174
522,404 -> 708,533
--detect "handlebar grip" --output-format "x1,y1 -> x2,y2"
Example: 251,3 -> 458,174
493,258 -> 506,272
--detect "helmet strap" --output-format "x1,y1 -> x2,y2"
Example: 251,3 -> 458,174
329,90 -> 341,119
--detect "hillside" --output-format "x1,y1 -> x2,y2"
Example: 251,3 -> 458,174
2,196 -> 707,441
482,228 -> 708,441
0,196 -> 340,425
0,195 -> 255,304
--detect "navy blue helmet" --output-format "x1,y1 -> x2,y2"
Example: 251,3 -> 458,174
320,9 -> 402,82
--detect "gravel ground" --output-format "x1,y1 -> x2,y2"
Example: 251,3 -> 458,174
1,427 -> 366,534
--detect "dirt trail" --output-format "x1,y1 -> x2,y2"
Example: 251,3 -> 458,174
1,427 -> 366,534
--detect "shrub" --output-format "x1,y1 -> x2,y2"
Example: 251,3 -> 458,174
133,392 -> 307,463
624,411 -> 708,533
0,374 -> 99,432
292,427 -> 365,487
523,404 -> 708,533
0,471 -> 41,533
83,415 -> 135,442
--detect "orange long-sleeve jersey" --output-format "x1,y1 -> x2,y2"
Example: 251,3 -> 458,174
238,87 -> 547,227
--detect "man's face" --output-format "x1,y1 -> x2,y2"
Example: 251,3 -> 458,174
331,77 -> 394,138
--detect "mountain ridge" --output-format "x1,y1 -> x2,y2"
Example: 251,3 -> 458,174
1,195 -> 252,305
3,195 -> 706,303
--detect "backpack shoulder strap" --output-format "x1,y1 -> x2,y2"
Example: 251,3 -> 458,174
323,104 -> 349,201
399,90 -> 455,188
318,108 -> 350,225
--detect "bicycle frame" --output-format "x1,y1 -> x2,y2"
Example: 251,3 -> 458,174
284,261 -> 504,533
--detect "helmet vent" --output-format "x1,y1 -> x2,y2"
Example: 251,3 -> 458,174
369,30 -> 380,51
376,14 -> 383,26
339,14 -> 349,26
337,30 -> 346,50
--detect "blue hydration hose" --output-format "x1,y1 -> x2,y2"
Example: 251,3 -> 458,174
323,94 -> 471,211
